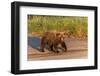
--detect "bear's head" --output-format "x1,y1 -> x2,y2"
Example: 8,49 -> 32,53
56,32 -> 66,42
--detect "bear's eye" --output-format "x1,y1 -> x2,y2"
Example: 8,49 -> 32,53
64,32 -> 67,35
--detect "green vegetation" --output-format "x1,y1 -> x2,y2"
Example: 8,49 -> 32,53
28,15 -> 88,38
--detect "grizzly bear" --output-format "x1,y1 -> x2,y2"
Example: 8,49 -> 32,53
40,31 -> 67,53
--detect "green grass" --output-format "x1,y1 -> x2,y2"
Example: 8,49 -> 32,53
28,15 -> 88,38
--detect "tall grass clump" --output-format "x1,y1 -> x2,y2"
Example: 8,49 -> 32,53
28,15 -> 88,38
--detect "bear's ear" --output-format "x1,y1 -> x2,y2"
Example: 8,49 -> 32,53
56,33 -> 60,36
63,32 -> 67,35
56,33 -> 61,38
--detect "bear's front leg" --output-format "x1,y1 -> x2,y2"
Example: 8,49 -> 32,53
49,44 -> 54,51
61,42 -> 67,52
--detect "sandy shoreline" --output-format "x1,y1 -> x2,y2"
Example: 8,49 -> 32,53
28,37 -> 88,61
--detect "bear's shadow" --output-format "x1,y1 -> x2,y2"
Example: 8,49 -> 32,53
28,36 -> 42,52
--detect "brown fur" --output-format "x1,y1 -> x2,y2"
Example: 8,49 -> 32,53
40,31 -> 67,53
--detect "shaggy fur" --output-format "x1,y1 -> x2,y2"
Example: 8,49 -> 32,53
40,31 -> 67,53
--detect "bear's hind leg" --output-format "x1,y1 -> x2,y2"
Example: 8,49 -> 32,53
53,45 -> 59,53
40,44 -> 45,52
